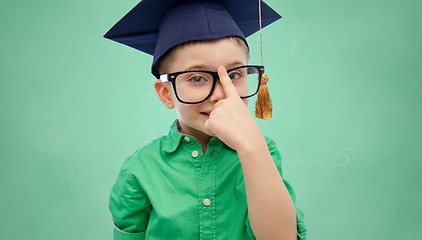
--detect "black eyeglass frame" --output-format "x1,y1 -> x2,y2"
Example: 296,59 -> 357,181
159,65 -> 265,104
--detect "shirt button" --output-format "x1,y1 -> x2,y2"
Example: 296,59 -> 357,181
192,151 -> 199,158
184,136 -> 190,142
203,198 -> 211,206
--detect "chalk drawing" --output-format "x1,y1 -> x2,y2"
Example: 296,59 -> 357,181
335,147 -> 352,167
91,71 -> 99,90
73,142 -> 98,157
88,37 -> 94,56
273,102 -> 286,114
311,146 -> 328,165
291,144 -> 353,167
285,21 -> 309,57
57,168 -> 85,196
92,0 -> 100,12
362,197 -> 373,217
142,130 -> 158,147
292,99 -> 304,126
285,39 -> 299,57
385,204 -> 395,223
294,145 -> 305,163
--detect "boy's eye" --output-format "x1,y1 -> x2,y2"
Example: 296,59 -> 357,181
228,71 -> 243,81
187,74 -> 208,83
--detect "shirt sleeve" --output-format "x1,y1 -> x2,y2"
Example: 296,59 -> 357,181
245,137 -> 307,240
109,158 -> 152,240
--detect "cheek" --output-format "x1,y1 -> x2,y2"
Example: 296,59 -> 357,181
167,85 -> 177,99
242,98 -> 249,106
174,103 -> 200,118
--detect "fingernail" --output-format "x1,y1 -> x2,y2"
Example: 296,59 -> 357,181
217,66 -> 226,73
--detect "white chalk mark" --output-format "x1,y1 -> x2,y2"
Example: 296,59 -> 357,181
142,130 -> 157,147
335,147 -> 353,167
290,21 -> 309,42
292,99 -> 304,126
311,146 -> 327,165
57,168 -> 85,196
93,0 -> 99,12
285,39 -> 300,57
294,145 -> 304,163
285,21 -> 309,57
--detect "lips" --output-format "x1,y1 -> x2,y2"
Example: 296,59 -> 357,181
200,111 -> 211,117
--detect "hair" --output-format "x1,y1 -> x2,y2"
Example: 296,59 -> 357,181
157,36 -> 250,75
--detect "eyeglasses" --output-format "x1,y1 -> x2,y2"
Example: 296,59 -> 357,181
160,65 -> 265,104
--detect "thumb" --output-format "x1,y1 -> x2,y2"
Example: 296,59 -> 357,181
204,119 -> 216,136
204,119 -> 209,129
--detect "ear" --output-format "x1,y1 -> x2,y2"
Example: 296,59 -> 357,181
154,79 -> 175,109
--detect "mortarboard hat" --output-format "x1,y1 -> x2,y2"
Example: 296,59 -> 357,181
104,0 -> 281,78
104,0 -> 281,119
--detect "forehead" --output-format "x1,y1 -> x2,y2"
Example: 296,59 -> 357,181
165,38 -> 249,72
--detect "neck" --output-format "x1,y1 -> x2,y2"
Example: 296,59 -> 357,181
196,134 -> 212,155
185,129 -> 212,155
177,120 -> 212,155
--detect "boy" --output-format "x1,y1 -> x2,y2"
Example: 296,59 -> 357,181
105,0 -> 306,239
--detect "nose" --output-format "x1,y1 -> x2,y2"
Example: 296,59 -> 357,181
208,79 -> 226,102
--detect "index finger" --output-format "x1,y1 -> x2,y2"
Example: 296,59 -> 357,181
217,66 -> 239,98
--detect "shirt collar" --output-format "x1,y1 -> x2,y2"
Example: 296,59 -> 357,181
163,119 -> 225,153
163,120 -> 184,153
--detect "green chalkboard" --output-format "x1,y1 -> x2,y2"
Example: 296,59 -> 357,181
1,0 -> 421,239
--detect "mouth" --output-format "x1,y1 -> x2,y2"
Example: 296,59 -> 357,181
200,112 -> 210,117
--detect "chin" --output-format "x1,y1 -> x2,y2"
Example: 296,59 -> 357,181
194,124 -> 216,138
203,129 -> 215,137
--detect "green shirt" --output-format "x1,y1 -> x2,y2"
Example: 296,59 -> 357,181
109,120 -> 306,240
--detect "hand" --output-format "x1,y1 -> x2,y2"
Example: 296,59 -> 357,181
204,66 -> 265,151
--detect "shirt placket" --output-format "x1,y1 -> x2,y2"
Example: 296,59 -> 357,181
198,144 -> 219,240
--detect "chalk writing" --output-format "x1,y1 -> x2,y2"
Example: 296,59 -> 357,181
285,21 -> 309,57
312,146 -> 328,165
292,99 -> 304,125
335,147 -> 353,166
57,168 -> 85,196
293,145 -> 353,167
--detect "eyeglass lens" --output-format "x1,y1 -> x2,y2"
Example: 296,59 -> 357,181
174,66 -> 260,103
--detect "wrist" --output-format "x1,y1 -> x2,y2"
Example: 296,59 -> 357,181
236,135 -> 269,160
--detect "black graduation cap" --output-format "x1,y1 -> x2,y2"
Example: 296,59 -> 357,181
104,0 -> 281,79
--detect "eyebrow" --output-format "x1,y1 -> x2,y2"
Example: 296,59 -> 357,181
227,61 -> 247,70
184,61 -> 246,72
184,64 -> 209,71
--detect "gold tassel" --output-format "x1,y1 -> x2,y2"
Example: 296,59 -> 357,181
255,73 -> 272,120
